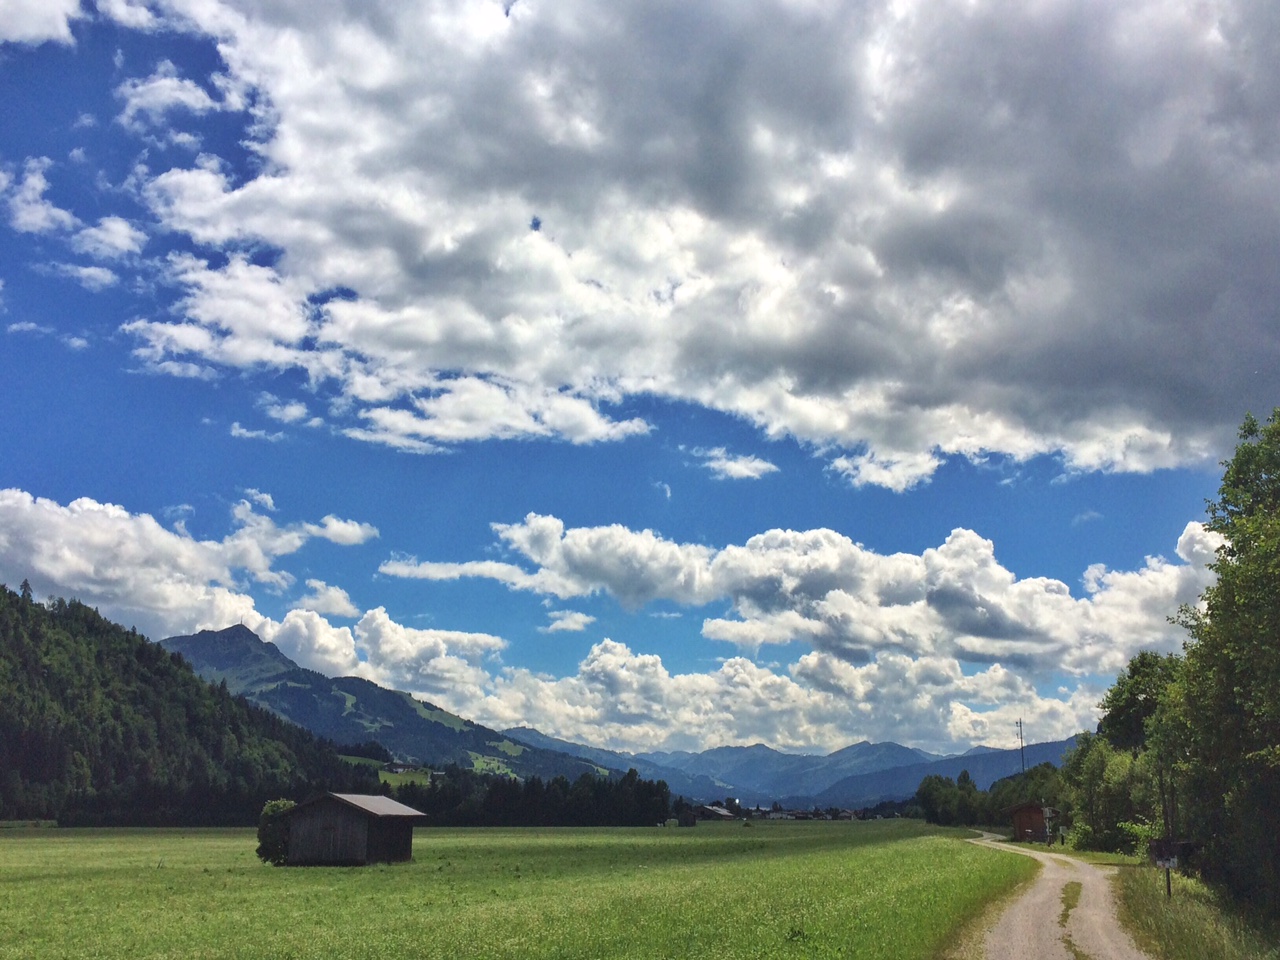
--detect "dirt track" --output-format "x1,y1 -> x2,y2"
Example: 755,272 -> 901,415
969,834 -> 1154,960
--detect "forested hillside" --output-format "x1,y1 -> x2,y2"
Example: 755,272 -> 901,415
0,584 -> 377,825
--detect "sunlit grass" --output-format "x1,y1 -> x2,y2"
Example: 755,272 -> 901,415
0,820 -> 1035,960
1115,865 -> 1280,960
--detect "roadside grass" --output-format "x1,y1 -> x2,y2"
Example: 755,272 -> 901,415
1115,866 -> 1280,960
0,820 -> 1034,960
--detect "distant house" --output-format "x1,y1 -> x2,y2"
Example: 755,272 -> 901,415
695,804 -> 738,821
1009,802 -> 1051,843
284,793 -> 426,866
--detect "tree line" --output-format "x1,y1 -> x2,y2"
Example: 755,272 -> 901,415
388,764 -> 673,827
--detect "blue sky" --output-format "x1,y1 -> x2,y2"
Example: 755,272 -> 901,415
1,0 -> 1273,754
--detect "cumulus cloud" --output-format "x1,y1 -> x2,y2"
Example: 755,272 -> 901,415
71,216 -> 147,259
292,578 -> 360,618
0,0 -> 83,45
0,488 -> 388,634
258,393 -> 311,424
7,157 -> 78,234
539,609 -> 596,633
7,321 -> 53,335
386,513 -> 1221,677
115,60 -> 241,132
52,263 -> 118,291
97,0 -> 1279,485
465,639 -> 1100,754
353,607 -> 504,702
230,422 -> 284,441
693,447 -> 780,480
0,485 -> 1221,752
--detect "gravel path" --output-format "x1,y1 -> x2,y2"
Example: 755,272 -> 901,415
969,834 -> 1155,960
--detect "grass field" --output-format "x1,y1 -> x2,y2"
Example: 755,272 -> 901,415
0,820 -> 1033,960
1115,865 -> 1280,960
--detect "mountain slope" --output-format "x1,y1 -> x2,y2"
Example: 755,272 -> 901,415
503,727 -> 734,801
0,586 -> 377,825
637,740 -> 942,801
161,626 -> 607,782
804,737 -> 1080,807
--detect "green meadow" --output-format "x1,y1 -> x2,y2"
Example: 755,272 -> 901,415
0,821 -> 1032,960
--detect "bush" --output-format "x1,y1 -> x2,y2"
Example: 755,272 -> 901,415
256,798 -> 296,865
1117,820 -> 1160,855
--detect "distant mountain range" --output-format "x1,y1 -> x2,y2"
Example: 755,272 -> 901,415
508,726 -> 1076,807
162,625 -> 1078,807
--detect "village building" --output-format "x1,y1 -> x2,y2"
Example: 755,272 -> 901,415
284,793 -> 426,866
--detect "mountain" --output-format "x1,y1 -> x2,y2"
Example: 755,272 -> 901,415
802,737 -> 1080,808
161,626 -> 608,782
0,586 -> 378,825
503,727 -> 734,801
518,729 -> 1074,808
636,740 -> 943,802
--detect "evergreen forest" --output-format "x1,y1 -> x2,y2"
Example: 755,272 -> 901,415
0,584 -> 378,825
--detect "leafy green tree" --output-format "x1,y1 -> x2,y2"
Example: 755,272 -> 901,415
1097,651 -> 1182,752
1060,733 -> 1146,851
256,799 -> 296,865
1177,409 -> 1280,909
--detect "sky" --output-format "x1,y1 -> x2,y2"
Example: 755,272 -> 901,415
1,0 -> 1275,756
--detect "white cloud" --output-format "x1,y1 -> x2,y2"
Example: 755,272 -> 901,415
96,0 -> 159,31
304,514 -> 379,546
386,513 -> 1221,677
263,609 -> 360,676
7,157 -> 78,234
539,609 -> 596,633
0,488 -> 379,640
0,0 -> 83,45
115,60 -> 237,132
71,216 -> 146,259
258,393 -> 310,424
353,607 -> 504,702
243,488 -> 276,511
0,485 -> 1221,753
230,421 -> 284,441
465,639 -> 1098,754
292,578 -> 360,618
108,0 -> 1280,484
53,263 -> 118,291
693,447 -> 780,480
7,321 -> 53,335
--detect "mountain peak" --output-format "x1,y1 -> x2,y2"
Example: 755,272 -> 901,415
161,623 -> 297,686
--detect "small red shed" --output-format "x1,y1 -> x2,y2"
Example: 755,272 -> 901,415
1009,802 -> 1049,843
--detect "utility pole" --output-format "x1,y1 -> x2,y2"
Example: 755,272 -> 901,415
1016,718 -> 1026,773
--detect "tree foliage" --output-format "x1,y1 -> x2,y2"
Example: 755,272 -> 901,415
0,585 -> 378,825
1067,411 -> 1280,907
915,763 -> 1065,829
391,765 -> 673,827
1097,651 -> 1181,752
1176,409 -> 1280,909
256,798 -> 296,865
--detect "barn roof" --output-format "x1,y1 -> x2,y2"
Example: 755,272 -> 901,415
292,792 -> 426,818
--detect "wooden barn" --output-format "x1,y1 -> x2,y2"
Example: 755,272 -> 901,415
1008,801 -> 1050,843
284,793 -> 426,866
